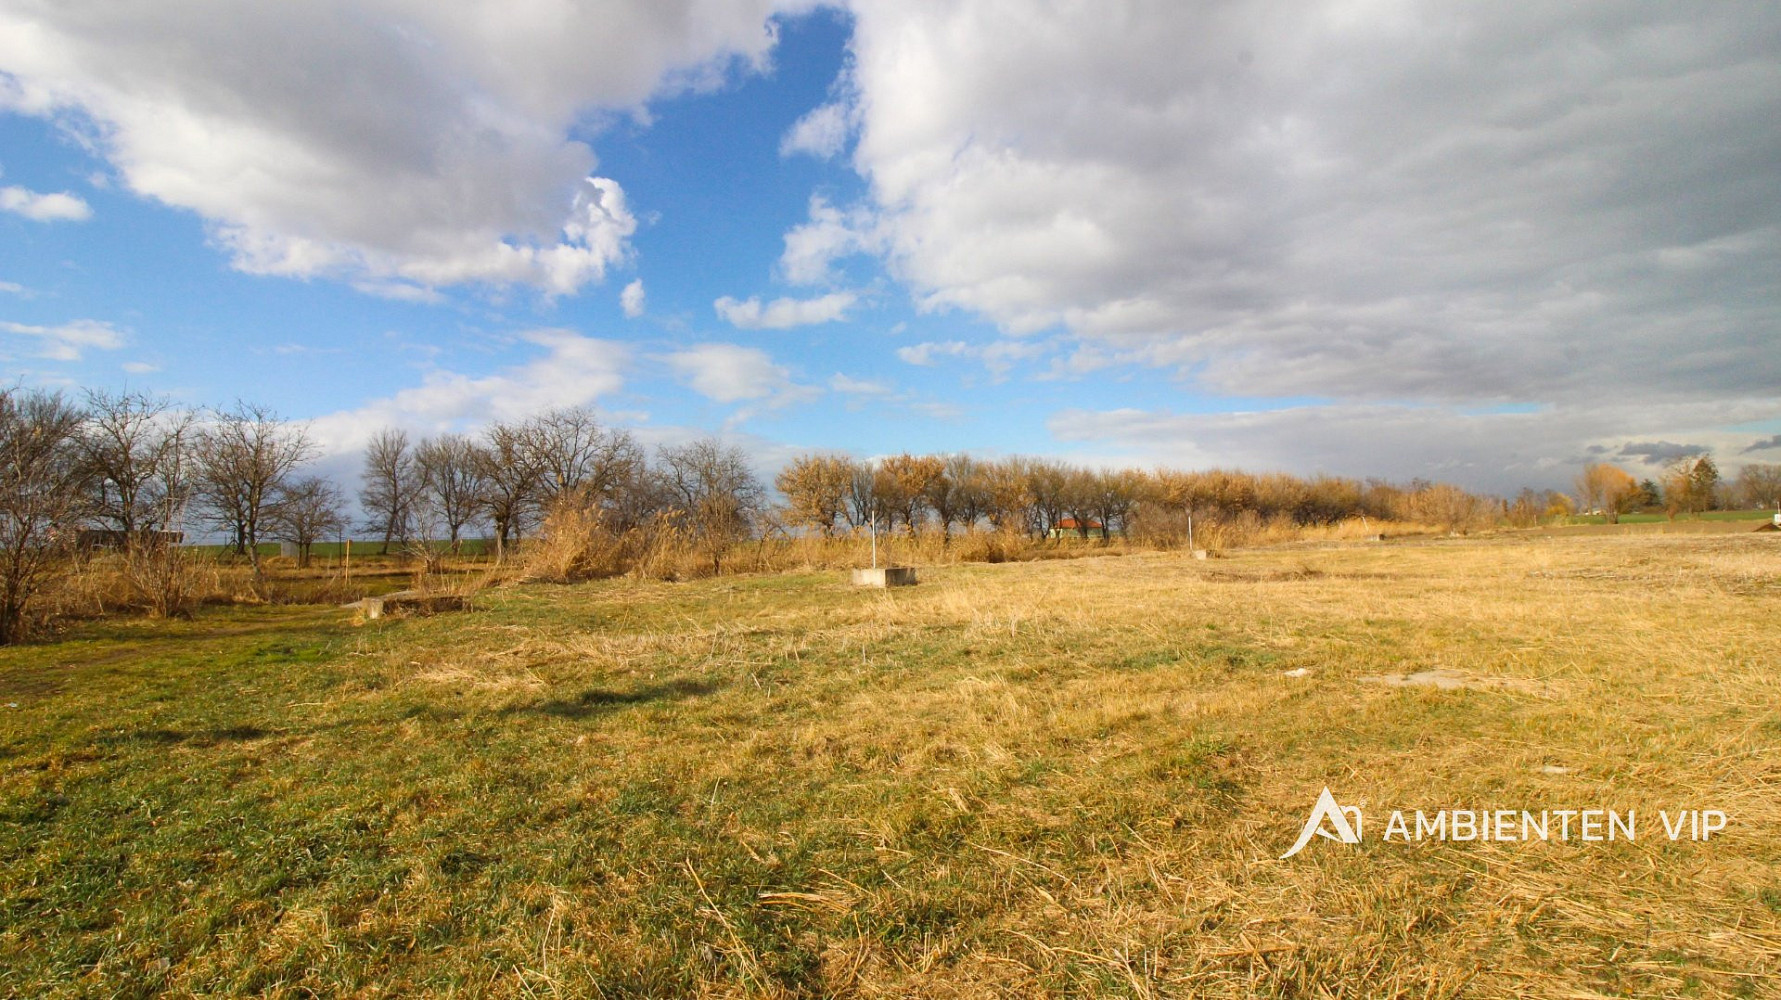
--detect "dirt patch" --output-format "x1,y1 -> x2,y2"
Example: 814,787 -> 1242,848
1360,668 -> 1548,696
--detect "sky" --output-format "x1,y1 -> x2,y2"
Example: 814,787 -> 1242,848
1,1 -> 1778,495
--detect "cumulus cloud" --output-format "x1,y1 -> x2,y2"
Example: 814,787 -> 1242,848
779,195 -> 879,285
305,328 -> 630,456
0,184 -> 91,222
662,342 -> 816,408
1,318 -> 125,360
0,1 -> 802,294
621,278 -> 647,318
780,100 -> 851,158
817,2 -> 1781,409
714,290 -> 856,329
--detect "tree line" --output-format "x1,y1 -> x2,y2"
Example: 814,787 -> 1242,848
12,382 -> 1777,643
1576,457 -> 1779,523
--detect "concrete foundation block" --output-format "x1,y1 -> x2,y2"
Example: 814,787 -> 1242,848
852,566 -> 918,587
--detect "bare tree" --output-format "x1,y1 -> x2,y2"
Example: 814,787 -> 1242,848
359,429 -> 417,555
194,402 -> 315,579
79,389 -> 194,538
1025,460 -> 1070,539
0,389 -> 90,643
270,476 -> 346,568
844,460 -> 881,531
1089,469 -> 1147,540
1738,462 -> 1781,510
478,421 -> 545,560
657,438 -> 764,573
414,434 -> 486,553
528,408 -> 644,504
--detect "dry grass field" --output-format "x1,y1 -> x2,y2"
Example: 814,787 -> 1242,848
3,530 -> 1779,998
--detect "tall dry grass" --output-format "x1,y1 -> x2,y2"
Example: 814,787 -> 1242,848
525,500 -> 1452,585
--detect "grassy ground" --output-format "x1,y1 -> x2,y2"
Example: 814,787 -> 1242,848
3,533 -> 1778,997
1562,510 -> 1775,526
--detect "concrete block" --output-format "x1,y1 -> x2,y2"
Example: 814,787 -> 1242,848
852,566 -> 917,587
346,590 -> 470,619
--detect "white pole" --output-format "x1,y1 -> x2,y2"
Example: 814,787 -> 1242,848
871,511 -> 878,568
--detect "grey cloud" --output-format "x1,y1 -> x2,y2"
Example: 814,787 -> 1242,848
1615,441 -> 1710,465
831,2 -> 1781,407
1742,434 -> 1781,454
1046,396 -> 1781,493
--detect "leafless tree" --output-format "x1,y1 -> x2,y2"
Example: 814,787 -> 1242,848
271,476 -> 346,568
528,407 -> 645,505
194,402 -> 315,579
414,434 -> 486,553
0,388 -> 91,643
657,438 -> 764,573
1089,468 -> 1147,540
359,429 -> 418,554
1738,462 -> 1781,510
478,421 -> 545,560
79,389 -> 194,538
844,460 -> 880,531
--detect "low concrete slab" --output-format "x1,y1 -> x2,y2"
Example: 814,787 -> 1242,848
344,590 -> 471,619
852,566 -> 917,588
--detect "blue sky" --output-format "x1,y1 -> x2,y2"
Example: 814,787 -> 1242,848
3,3 -> 1779,493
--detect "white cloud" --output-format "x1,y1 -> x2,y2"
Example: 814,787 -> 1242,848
714,290 -> 856,329
0,184 -> 91,222
305,328 -> 631,456
780,100 -> 851,159
828,372 -> 891,395
662,342 -> 816,408
121,361 -> 161,374
621,278 -> 647,318
778,195 -> 879,285
350,280 -> 445,305
821,2 -> 1781,408
0,280 -> 26,295
895,340 -> 969,366
1,318 -> 125,360
0,1 -> 801,294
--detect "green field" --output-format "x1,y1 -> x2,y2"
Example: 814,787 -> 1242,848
1564,509 -> 1775,526
3,533 -> 1779,997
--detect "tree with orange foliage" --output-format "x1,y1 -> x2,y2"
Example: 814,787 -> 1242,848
1575,463 -> 1638,523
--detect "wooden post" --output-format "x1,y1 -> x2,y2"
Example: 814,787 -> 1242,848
344,538 -> 351,582
870,512 -> 878,569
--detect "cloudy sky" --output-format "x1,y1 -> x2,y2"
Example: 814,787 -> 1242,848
2,1 -> 1777,492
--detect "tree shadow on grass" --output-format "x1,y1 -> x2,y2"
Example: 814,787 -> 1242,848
92,724 -> 273,748
508,678 -> 721,720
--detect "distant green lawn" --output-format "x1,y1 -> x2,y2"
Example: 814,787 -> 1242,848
1566,509 -> 1773,525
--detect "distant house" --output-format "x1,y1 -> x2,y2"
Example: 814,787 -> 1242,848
1048,517 -> 1105,539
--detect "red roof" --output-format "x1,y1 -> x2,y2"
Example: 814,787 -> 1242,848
1055,517 -> 1104,530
